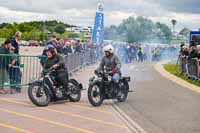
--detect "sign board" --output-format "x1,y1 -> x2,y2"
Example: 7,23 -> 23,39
190,31 -> 200,46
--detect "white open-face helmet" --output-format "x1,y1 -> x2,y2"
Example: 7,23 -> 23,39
103,44 -> 114,53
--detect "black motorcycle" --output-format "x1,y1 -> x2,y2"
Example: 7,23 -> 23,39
88,70 -> 131,107
28,68 -> 83,107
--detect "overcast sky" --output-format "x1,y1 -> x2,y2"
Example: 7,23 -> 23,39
0,0 -> 199,31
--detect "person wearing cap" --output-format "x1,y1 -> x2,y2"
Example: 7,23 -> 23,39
0,39 -> 12,94
47,34 -> 58,52
43,46 -> 69,94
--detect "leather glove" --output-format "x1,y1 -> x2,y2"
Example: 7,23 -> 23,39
112,67 -> 119,74
94,70 -> 99,75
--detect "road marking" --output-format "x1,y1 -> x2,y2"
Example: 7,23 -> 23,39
44,108 -> 128,129
5,98 -> 113,115
0,122 -> 34,133
0,108 -> 94,133
65,103 -> 113,115
113,104 -> 147,133
0,98 -> 128,129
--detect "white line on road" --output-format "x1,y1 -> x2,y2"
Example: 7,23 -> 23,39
112,104 -> 147,133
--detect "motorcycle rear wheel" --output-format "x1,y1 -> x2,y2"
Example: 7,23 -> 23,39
117,81 -> 129,102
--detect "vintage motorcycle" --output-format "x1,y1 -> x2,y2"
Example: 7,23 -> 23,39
28,67 -> 83,107
88,70 -> 131,107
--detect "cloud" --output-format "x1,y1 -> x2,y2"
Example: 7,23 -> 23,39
0,0 -> 199,30
149,0 -> 200,14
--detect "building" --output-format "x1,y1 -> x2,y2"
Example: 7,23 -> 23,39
65,26 -> 93,38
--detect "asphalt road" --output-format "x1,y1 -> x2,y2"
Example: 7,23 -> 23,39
0,65 -> 129,133
1,62 -> 200,133
117,62 -> 200,133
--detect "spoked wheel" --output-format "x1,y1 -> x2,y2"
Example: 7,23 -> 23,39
28,82 -> 51,107
88,84 -> 104,107
68,79 -> 81,102
117,81 -> 129,102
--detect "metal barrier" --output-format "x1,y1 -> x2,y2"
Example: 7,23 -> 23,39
0,54 -> 46,87
179,57 -> 199,79
179,56 -> 188,73
187,58 -> 199,79
0,50 -> 97,88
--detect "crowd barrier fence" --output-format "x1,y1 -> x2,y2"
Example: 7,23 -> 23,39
0,50 -> 97,90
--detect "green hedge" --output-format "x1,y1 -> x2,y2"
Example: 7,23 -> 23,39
0,38 -> 5,45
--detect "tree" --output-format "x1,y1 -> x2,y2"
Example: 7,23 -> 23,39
104,16 -> 172,43
54,24 -> 66,34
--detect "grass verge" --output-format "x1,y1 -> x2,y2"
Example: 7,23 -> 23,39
163,63 -> 200,87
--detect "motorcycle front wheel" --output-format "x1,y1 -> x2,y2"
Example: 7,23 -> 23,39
28,82 -> 51,107
88,84 -> 104,107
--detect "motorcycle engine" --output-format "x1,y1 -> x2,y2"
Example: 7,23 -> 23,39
108,75 -> 112,81
55,87 -> 63,98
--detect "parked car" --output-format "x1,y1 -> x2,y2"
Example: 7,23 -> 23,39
29,40 -> 39,46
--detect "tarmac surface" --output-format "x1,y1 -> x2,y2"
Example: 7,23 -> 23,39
0,65 -> 130,133
1,61 -> 200,133
117,62 -> 200,133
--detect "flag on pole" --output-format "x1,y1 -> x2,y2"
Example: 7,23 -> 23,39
92,3 -> 104,46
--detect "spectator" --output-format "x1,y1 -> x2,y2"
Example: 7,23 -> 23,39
75,40 -> 83,53
138,47 -> 143,62
11,31 -> 22,54
8,47 -> 22,93
56,38 -> 64,54
179,45 -> 189,73
0,39 -> 12,94
197,45 -> 200,59
63,41 -> 73,55
188,42 -> 198,59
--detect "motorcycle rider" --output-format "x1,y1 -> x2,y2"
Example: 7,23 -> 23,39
43,45 -> 69,94
95,44 -> 122,94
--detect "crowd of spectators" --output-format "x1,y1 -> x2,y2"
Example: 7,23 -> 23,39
0,32 -> 99,94
0,31 -> 22,94
179,41 -> 200,79
110,42 -> 178,64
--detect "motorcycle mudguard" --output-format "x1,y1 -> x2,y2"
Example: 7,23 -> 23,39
44,84 -> 56,100
29,80 -> 54,100
122,77 -> 131,82
69,79 -> 82,90
89,79 -> 100,86
29,80 -> 42,86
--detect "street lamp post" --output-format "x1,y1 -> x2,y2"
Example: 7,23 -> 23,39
171,19 -> 177,34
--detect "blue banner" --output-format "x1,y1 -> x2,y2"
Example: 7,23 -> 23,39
92,3 -> 104,46
190,31 -> 200,45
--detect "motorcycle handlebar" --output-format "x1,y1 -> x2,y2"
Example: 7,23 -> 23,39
95,70 -> 113,76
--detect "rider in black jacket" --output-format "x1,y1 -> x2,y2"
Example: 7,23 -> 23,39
43,46 -> 69,93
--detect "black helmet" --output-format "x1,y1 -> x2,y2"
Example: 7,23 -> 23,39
45,45 -> 55,54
